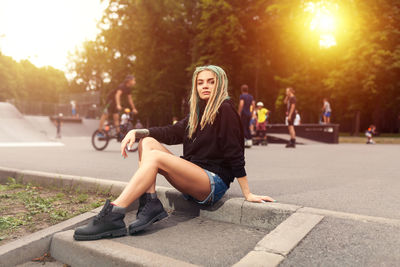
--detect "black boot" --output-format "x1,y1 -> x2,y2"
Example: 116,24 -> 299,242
285,138 -> 296,148
74,200 -> 127,241
129,194 -> 168,235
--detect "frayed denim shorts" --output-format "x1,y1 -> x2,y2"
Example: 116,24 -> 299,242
183,169 -> 228,206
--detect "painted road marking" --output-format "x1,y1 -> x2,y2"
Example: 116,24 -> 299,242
0,142 -> 64,147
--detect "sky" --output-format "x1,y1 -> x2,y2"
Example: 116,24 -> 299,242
0,0 -> 108,72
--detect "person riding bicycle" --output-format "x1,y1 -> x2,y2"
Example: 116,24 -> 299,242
98,75 -> 138,140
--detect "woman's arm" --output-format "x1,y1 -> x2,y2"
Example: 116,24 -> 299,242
237,176 -> 275,203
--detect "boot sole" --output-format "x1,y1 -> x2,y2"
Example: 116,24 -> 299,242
73,227 -> 127,241
129,211 -> 168,235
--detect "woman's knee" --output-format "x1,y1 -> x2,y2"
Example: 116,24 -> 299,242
138,137 -> 157,155
142,150 -> 165,168
139,137 -> 158,149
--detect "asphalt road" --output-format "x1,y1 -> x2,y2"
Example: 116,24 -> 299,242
2,137 -> 400,266
281,216 -> 400,266
1,137 -> 399,220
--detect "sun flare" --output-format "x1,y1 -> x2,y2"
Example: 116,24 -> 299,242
304,1 -> 339,48
0,0 -> 108,71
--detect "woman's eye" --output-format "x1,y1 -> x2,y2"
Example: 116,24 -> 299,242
210,80 -> 215,84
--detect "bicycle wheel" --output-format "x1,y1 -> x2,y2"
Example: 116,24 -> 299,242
92,130 -> 109,151
127,142 -> 139,152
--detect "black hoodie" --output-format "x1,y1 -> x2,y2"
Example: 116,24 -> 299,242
148,99 -> 246,187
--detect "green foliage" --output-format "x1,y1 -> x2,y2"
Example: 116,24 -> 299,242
0,216 -> 26,231
50,209 -> 70,221
70,0 -> 400,132
6,177 -> 24,189
75,193 -> 89,203
0,180 -> 116,243
0,53 -> 68,102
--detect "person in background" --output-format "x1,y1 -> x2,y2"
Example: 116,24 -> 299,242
238,84 -> 255,148
284,87 -> 296,148
249,109 -> 257,136
70,100 -> 77,117
55,113 -> 63,139
294,110 -> 301,126
365,125 -> 376,144
120,108 -> 131,134
322,98 -> 332,124
98,75 -> 138,140
255,102 -> 269,145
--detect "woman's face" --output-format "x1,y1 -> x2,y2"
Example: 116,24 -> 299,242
196,70 -> 216,101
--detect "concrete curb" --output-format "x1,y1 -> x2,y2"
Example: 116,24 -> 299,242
234,212 -> 324,267
0,208 -> 101,267
254,212 -> 324,256
0,167 -> 127,196
297,207 -> 400,227
51,230 -> 199,267
7,166 -> 396,266
0,166 -> 299,266
0,166 -> 299,230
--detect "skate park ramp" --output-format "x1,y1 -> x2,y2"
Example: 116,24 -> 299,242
25,115 -> 98,138
0,102 -> 98,146
0,102 -> 52,144
267,133 -> 319,145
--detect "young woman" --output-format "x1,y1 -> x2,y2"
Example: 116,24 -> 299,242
74,65 -> 275,241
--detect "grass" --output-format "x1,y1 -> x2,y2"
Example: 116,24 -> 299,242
0,177 -> 115,245
339,132 -> 400,137
339,132 -> 400,144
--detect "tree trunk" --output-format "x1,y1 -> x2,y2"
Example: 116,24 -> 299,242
353,111 -> 360,136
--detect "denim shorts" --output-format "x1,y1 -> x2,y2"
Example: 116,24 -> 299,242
183,169 -> 228,206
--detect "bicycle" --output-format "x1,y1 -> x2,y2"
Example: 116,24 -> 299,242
91,112 -> 140,152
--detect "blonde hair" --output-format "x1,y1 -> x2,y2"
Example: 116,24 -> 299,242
188,65 -> 229,139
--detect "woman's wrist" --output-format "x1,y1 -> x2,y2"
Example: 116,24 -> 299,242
241,189 -> 251,199
237,176 -> 251,199
135,129 -> 149,138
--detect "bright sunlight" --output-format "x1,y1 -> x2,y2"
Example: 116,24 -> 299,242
304,1 -> 339,48
0,0 -> 107,71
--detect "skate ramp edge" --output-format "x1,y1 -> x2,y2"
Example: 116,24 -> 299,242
25,115 -> 99,138
0,102 -> 50,142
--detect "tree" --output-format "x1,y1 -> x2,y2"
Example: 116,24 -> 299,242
0,52 -> 68,104
70,0 -> 400,132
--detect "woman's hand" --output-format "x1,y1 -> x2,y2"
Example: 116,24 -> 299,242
245,193 -> 275,203
121,130 -> 136,158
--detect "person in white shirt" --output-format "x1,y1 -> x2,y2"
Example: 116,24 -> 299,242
322,98 -> 332,124
120,108 -> 131,134
294,110 -> 301,126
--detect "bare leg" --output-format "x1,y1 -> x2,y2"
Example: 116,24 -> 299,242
288,125 -> 296,139
98,113 -> 108,131
137,138 -> 175,194
113,137 -> 211,208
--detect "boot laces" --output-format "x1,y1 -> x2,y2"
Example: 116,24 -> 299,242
95,204 -> 111,222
